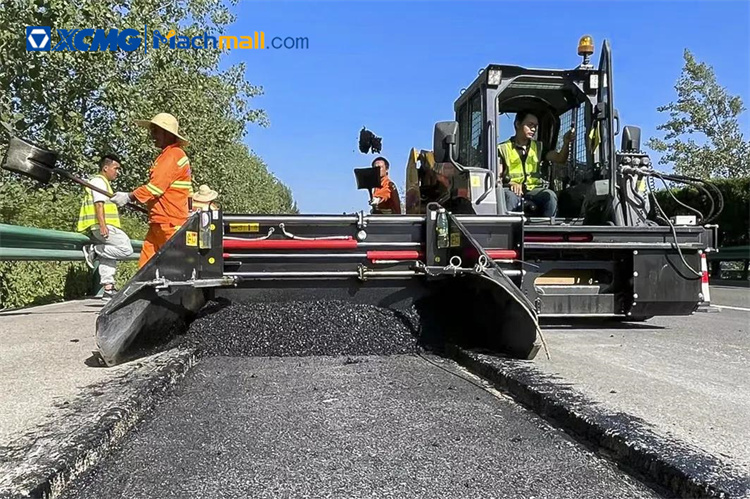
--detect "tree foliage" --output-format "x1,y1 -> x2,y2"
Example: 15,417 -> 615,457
0,0 -> 297,219
0,0 -> 297,308
648,49 -> 750,179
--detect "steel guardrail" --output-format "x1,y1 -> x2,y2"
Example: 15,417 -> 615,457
0,223 -> 143,261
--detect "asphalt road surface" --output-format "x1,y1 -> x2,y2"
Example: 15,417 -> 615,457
536,293 -> 750,474
60,355 -> 659,499
710,284 -> 750,310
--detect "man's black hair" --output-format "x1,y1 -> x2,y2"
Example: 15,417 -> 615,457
371,156 -> 389,169
98,153 -> 121,170
514,111 -> 538,127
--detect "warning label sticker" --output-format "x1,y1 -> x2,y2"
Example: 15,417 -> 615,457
228,223 -> 260,233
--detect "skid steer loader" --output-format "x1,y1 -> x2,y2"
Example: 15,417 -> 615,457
2,36 -> 718,367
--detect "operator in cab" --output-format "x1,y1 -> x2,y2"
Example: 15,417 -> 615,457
369,156 -> 402,215
498,111 -> 573,217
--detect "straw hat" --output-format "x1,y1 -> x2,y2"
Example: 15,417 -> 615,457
134,113 -> 189,144
192,184 -> 218,202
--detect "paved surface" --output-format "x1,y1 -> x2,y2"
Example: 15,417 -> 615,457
711,284 -> 750,309
60,355 -> 659,499
2,286 -> 748,497
536,304 -> 750,474
0,299 -> 196,498
0,299 -> 118,444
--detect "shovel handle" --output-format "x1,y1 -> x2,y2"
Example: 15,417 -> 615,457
53,168 -> 149,214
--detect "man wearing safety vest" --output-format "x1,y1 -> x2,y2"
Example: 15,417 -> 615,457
497,111 -> 573,217
110,113 -> 193,268
78,154 -> 134,301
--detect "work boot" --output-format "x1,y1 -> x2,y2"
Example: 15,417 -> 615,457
102,286 -> 117,302
82,244 -> 97,269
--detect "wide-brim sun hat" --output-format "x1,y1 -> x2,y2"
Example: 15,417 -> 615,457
193,184 -> 218,202
134,112 -> 189,145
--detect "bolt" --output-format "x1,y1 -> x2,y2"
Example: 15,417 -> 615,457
633,250 -> 638,255
633,271 -> 639,277
632,302 -> 637,307
633,293 -> 639,299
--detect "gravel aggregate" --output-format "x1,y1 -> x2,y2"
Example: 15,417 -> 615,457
170,299 -> 424,357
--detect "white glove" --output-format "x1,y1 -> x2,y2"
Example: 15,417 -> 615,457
110,191 -> 132,207
369,197 -> 382,206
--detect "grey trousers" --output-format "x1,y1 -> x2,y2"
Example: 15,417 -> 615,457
88,225 -> 134,285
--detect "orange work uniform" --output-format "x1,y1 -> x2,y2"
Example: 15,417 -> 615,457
372,175 -> 401,214
132,143 -> 193,267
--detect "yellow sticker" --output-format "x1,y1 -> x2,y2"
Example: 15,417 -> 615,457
210,223 -> 215,231
229,223 -> 259,233
186,231 -> 198,247
471,176 -> 481,187
450,232 -> 461,247
208,257 -> 215,264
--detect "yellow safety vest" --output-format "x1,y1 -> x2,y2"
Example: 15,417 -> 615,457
77,174 -> 121,232
499,140 -> 544,189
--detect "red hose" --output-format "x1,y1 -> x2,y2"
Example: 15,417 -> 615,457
223,238 -> 357,250
464,248 -> 518,260
366,250 -> 423,261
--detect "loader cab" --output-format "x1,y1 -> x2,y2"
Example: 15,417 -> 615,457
445,37 -> 622,225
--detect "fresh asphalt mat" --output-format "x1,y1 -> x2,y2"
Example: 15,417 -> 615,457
60,355 -> 660,499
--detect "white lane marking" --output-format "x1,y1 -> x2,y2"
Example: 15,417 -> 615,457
713,305 -> 750,312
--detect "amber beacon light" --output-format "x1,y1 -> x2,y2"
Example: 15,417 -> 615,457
578,35 -> 594,56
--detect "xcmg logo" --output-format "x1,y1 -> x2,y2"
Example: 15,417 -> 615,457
25,26 -> 309,52
26,27 -> 51,51
26,26 -> 142,52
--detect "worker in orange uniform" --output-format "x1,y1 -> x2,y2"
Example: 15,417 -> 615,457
369,156 -> 401,214
110,113 -> 193,268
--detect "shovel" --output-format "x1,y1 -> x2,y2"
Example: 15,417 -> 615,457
0,122 -> 147,214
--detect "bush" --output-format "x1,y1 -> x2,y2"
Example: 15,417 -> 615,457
0,261 -> 90,310
652,176 -> 749,247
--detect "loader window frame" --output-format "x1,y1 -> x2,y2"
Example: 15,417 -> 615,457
458,91 -> 483,168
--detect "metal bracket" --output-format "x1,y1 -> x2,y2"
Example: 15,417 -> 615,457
147,274 -> 238,291
357,211 -> 368,230
415,256 -> 484,278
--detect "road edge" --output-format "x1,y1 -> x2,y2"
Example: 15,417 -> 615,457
0,348 -> 198,499
447,345 -> 750,499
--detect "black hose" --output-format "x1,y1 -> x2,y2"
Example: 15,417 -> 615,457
651,172 -> 705,223
646,174 -> 703,278
667,176 -> 722,224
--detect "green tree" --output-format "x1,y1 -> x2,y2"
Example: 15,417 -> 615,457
648,49 -> 750,179
0,0 -> 295,220
0,0 -> 298,308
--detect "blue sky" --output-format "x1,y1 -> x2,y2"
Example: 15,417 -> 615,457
220,0 -> 750,214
